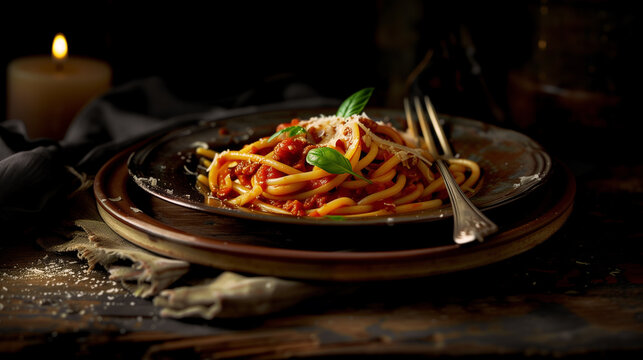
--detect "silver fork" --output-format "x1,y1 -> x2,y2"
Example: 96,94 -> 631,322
404,96 -> 498,244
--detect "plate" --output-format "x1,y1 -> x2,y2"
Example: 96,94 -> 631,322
127,108 -> 552,226
95,144 -> 575,281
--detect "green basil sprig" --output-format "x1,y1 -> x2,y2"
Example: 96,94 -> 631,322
336,87 -> 374,117
306,147 -> 372,184
268,125 -> 307,143
325,215 -> 345,221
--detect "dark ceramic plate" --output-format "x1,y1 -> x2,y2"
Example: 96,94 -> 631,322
127,108 -> 552,226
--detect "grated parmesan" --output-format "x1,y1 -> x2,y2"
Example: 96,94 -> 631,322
513,174 -> 542,189
299,113 -> 433,167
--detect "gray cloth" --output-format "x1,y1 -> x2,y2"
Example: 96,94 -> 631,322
4,76 -> 338,318
0,76 -> 338,235
37,189 -> 324,318
40,217 -> 191,298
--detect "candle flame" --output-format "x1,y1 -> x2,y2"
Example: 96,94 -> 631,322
52,33 -> 68,61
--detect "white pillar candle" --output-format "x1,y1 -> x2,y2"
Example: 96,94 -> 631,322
6,33 -> 111,139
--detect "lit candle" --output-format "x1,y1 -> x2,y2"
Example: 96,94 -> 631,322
6,33 -> 112,139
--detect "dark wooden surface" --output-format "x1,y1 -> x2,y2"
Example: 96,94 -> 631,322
2,159 -> 643,359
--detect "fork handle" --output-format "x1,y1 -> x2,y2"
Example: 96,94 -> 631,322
436,159 -> 498,244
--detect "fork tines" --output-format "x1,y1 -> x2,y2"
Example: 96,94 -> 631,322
404,96 -> 452,158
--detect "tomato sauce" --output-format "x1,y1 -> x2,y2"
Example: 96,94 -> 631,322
233,161 -> 261,187
214,117 -> 427,216
255,164 -> 284,189
273,136 -> 308,166
275,118 -> 300,131
216,168 -> 233,198
307,175 -> 333,190
283,199 -> 306,217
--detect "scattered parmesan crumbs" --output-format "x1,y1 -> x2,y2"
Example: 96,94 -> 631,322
132,175 -> 158,187
513,174 -> 542,189
0,254 -> 159,323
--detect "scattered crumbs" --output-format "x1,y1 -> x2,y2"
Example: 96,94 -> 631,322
130,207 -> 143,213
190,141 -> 209,149
132,175 -> 158,187
183,165 -> 198,176
575,260 -> 590,266
1,256 -> 130,316
108,196 -> 122,202
513,174 -> 542,189
166,189 -> 174,195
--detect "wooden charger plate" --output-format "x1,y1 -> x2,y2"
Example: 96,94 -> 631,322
94,140 -> 575,281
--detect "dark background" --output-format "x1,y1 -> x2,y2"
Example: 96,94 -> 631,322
1,0 -> 637,162
1,3 -> 642,357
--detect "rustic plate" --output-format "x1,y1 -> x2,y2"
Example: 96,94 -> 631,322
127,108 -> 552,226
95,142 -> 574,281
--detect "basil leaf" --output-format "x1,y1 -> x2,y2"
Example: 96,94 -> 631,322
325,215 -> 345,221
336,87 -> 374,117
306,147 -> 372,184
268,125 -> 307,143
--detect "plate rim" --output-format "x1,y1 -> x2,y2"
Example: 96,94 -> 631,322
126,108 -> 553,226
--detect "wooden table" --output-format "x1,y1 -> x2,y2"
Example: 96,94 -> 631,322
1,160 -> 642,359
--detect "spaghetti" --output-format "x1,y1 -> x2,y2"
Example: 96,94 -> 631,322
192,113 -> 482,218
